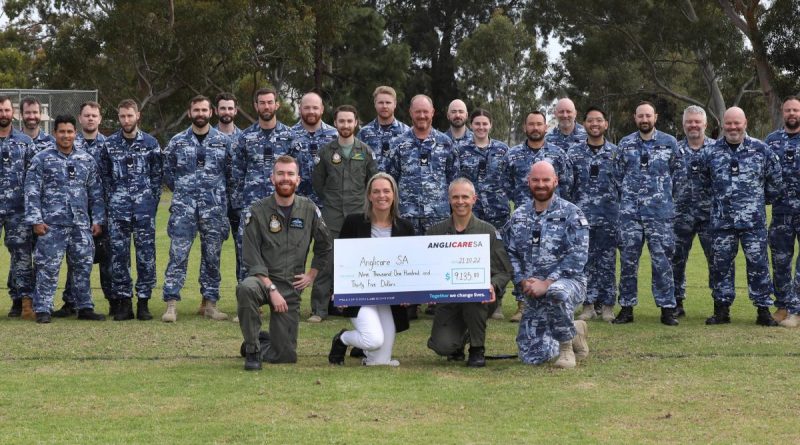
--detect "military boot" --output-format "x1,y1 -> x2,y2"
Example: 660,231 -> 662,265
196,298 -> 208,316
553,341 -> 576,369
136,298 -> 153,320
779,313 -> 800,328
52,301 -> 76,318
510,301 -> 524,323
572,320 -> 589,360
161,300 -> 177,323
600,305 -> 615,322
328,329 -> 348,365
108,298 -> 120,316
35,312 -> 52,324
577,303 -> 596,321
8,299 -> 22,317
467,346 -> 486,368
77,308 -> 106,321
447,347 -> 466,362
244,352 -> 262,371
660,307 -> 679,326
611,306 -> 634,324
674,298 -> 686,318
756,306 -> 778,326
772,308 -> 788,322
490,305 -> 504,320
204,301 -> 229,321
113,298 -> 134,321
705,301 -> 730,325
21,297 -> 35,320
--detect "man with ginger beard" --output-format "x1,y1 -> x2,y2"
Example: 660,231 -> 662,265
289,91 -> 337,207
161,95 -> 233,323
237,155 -> 332,370
357,85 -> 409,172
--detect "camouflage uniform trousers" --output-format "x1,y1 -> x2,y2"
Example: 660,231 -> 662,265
584,223 -> 617,307
237,276 -> 300,364
712,227 -> 773,307
618,218 -> 676,308
227,208 -> 242,283
1,214 -> 34,301
63,230 -> 113,303
33,225 -> 96,313
163,212 -> 229,302
768,214 -> 800,313
672,216 -> 713,301
517,278 -> 585,365
109,217 -> 157,300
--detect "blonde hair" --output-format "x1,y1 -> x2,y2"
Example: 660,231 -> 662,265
364,172 -> 400,221
372,86 -> 397,100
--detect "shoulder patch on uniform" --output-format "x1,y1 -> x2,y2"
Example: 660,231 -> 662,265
244,211 -> 252,226
315,207 -> 322,218
495,230 -> 502,240
579,217 -> 589,227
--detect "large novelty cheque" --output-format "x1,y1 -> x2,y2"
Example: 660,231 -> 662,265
333,234 -> 491,306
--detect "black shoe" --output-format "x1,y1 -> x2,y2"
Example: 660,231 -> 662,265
424,304 -> 436,316
350,347 -> 366,358
328,329 -> 348,365
136,299 -> 153,320
660,307 -> 679,326
447,349 -> 466,361
52,302 -> 76,318
241,331 -> 272,358
244,352 -> 262,371
467,347 -> 486,368
407,305 -> 418,320
674,299 -> 686,318
77,308 -> 106,321
35,312 -> 52,324
705,301 -> 731,325
8,299 -> 22,317
756,306 -> 778,326
114,299 -> 134,321
612,306 -> 634,324
108,299 -> 120,316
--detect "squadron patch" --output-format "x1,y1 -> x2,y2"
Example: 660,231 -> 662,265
244,211 -> 252,226
579,217 -> 590,227
290,217 -> 304,229
332,152 -> 342,164
352,152 -> 365,161
314,156 -> 321,165
269,214 -> 282,233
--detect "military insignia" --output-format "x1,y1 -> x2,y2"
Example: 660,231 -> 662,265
579,217 -> 589,227
290,217 -> 304,229
532,229 -> 541,245
245,211 -> 252,226
269,215 -> 282,233
420,153 -> 430,166
314,156 -> 321,165
352,152 -> 364,161
332,152 -> 342,164
495,230 -> 502,240
2,151 -> 10,164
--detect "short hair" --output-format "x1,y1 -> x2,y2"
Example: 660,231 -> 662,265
253,87 -> 279,104
53,114 -> 77,130
682,105 -> 707,123
20,97 -> 41,113
373,86 -> 397,100
80,101 -> 101,114
470,108 -> 492,123
333,104 -> 358,122
364,172 -> 400,221
273,154 -> 299,172
525,110 -> 547,122
783,95 -> 800,105
118,99 -> 139,112
584,106 -> 607,121
189,95 -> 212,109
215,92 -> 237,106
448,177 -> 476,196
409,94 -> 434,109
0,95 -> 11,106
636,100 -> 657,113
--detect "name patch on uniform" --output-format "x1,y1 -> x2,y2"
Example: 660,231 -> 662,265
290,218 -> 305,229
269,215 -> 282,233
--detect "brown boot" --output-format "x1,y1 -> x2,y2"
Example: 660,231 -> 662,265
21,297 -> 35,321
773,308 -> 788,322
510,301 -> 524,323
196,298 -> 208,316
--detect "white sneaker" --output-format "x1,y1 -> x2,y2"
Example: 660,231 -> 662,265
363,359 -> 400,367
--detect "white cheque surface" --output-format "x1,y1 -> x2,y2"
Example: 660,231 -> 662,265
333,234 -> 491,306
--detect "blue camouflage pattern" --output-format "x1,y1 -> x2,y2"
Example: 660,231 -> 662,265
357,118 -> 410,172
289,121 -> 337,207
546,123 -> 587,151
217,124 -> 244,285
502,196 -> 589,365
504,141 -> 573,207
445,128 -> 474,150
457,138 -> 510,229
162,127 -> 231,302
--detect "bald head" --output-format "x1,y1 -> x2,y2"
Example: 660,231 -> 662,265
447,99 -> 468,129
530,160 -> 556,179
528,161 -> 558,206
722,106 -> 747,144
299,91 -> 324,129
555,98 -> 577,133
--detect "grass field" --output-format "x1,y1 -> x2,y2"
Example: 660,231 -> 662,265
1,193 -> 798,444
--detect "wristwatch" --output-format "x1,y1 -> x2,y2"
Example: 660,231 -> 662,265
268,283 -> 278,293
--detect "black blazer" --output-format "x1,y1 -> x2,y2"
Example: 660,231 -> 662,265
337,213 -> 414,332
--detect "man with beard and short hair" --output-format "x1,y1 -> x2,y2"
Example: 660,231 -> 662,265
53,101 -> 115,318
0,95 -> 36,319
444,99 -> 473,149
161,95 -> 233,323
503,111 -> 573,322
25,114 -> 106,323
671,106 -> 716,319
613,101 -> 685,326
546,98 -> 588,151
308,105 -> 377,323
766,96 -> 800,327
215,92 -> 241,138
99,99 -> 163,320
567,106 -> 621,322
702,107 -> 783,326
237,155 -> 332,370
357,86 -> 409,172
230,87 -> 296,286
289,91 -> 337,207
20,97 -> 56,155
503,161 -> 590,368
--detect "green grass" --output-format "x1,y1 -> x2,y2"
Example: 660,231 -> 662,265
1,193 -> 798,444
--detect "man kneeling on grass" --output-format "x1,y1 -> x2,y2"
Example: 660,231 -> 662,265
502,161 -> 590,368
237,155 -> 332,370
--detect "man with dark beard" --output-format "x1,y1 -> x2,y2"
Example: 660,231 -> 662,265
161,95 -> 233,323
766,96 -> 800,327
444,99 -> 473,149
237,155 -> 332,370
289,91 -> 337,207
20,97 -> 55,155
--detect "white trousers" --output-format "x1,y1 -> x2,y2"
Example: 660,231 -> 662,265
341,304 -> 396,365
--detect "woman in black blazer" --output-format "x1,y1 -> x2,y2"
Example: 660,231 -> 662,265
328,172 -> 414,366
